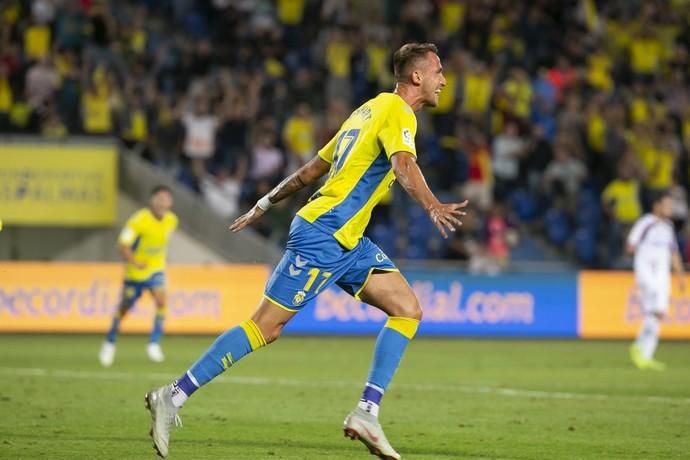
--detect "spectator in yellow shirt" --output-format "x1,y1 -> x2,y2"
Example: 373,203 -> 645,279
501,67 -> 533,121
283,103 -> 316,169
365,31 -> 393,94
629,25 -> 662,83
462,58 -> 494,119
487,14 -> 524,59
81,84 -> 113,135
128,13 -> 148,56
277,0 -> 306,25
122,90 -> 151,160
628,83 -> 651,125
587,47 -> 614,93
602,162 -> 643,265
0,63 -> 12,130
628,121 -> 655,168
586,94 -> 606,155
324,27 -> 352,103
643,124 -> 678,193
325,30 -> 350,67
602,165 -> 643,225
23,21 -> 51,60
438,0 -> 466,36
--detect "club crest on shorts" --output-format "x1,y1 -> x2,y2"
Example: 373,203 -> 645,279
293,290 -> 306,305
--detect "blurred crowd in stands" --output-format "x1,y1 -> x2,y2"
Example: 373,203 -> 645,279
2,0 -> 690,269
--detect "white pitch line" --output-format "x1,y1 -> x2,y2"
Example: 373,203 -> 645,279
2,366 -> 690,406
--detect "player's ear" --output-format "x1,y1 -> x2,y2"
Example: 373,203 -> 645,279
411,69 -> 422,86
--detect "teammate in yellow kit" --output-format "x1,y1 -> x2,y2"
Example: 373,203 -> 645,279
145,43 -> 467,459
99,185 -> 177,367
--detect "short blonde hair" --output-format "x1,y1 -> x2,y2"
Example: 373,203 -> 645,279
393,43 -> 439,81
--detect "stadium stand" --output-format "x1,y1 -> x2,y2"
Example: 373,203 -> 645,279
2,0 -> 690,269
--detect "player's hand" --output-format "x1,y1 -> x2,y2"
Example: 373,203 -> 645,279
427,200 -> 469,239
679,276 -> 686,293
229,205 -> 265,233
134,261 -> 147,270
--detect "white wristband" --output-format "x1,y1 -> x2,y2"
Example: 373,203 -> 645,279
257,195 -> 273,211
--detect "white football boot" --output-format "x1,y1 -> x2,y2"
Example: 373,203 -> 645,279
147,343 -> 165,363
145,385 -> 182,458
98,341 -> 115,367
343,407 -> 401,460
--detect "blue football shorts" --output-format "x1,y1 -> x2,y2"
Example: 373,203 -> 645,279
264,216 -> 398,311
122,271 -> 166,305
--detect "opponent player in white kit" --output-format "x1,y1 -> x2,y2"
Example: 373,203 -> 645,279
627,192 -> 685,370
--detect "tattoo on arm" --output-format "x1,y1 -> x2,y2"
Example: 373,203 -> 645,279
393,153 -> 438,211
267,173 -> 306,204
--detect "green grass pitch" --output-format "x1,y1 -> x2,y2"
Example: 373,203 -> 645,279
0,335 -> 689,459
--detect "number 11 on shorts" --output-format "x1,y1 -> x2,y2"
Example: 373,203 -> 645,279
303,268 -> 332,294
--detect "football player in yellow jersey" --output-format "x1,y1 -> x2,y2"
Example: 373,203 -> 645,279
99,186 -> 178,367
145,44 -> 468,459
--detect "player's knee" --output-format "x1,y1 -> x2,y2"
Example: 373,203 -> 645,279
118,302 -> 133,317
153,292 -> 167,307
406,300 -> 423,321
391,298 -> 423,321
260,324 -> 284,344
253,319 -> 284,345
154,299 -> 167,314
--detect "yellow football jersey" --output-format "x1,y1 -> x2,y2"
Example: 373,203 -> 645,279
297,93 -> 417,250
118,208 -> 178,281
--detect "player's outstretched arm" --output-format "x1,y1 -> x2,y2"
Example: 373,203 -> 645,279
391,151 -> 468,238
229,156 -> 331,233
